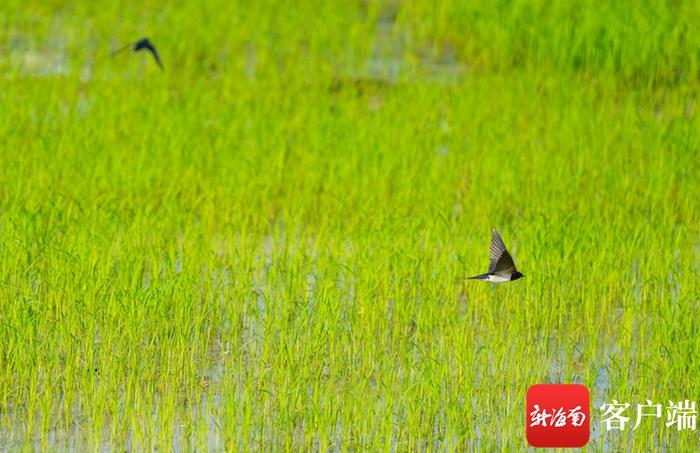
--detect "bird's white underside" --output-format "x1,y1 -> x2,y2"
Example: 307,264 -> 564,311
486,274 -> 511,283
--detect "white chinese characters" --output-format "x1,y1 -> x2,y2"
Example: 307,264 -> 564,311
600,400 -> 697,431
530,405 -> 587,428
666,400 -> 697,431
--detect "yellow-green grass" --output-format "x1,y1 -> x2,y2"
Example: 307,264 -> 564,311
1,1 -> 699,450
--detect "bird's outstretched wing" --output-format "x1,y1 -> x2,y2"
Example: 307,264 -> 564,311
488,229 -> 517,274
134,38 -> 163,69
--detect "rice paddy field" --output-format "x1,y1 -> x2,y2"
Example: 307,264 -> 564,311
1,1 -> 699,451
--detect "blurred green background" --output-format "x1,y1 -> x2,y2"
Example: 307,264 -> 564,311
1,1 -> 698,450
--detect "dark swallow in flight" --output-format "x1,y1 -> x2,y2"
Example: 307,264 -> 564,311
467,229 -> 524,283
111,37 -> 163,69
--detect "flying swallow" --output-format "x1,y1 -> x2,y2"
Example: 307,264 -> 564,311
467,229 -> 524,283
111,37 -> 163,69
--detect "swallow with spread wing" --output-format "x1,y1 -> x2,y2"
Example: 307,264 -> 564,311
467,229 -> 524,283
111,37 -> 163,69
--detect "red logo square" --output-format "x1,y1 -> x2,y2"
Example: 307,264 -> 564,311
526,384 -> 590,448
